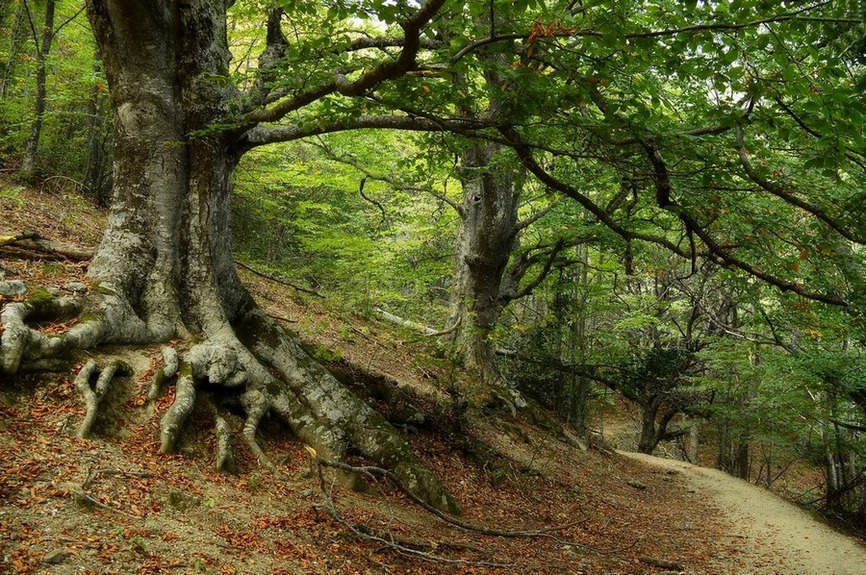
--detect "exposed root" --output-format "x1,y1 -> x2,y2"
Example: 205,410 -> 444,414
1,285 -> 150,374
4,284 -> 461,515
240,388 -> 276,472
75,358 -> 132,438
186,343 -> 247,387
238,306 -> 461,514
1,295 -> 88,373
311,454 -> 512,568
202,393 -> 236,473
159,367 -> 196,454
159,342 -> 248,454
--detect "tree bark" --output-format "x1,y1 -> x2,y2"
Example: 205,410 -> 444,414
445,34 -> 528,410
0,0 -> 461,514
0,1 -> 27,99
448,141 -> 520,387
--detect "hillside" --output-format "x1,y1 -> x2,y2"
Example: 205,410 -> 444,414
2,180 -> 864,574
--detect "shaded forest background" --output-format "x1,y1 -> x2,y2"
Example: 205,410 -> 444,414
3,0 -> 866,538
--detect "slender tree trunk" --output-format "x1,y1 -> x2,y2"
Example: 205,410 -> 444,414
567,256 -> 591,431
1,1 -> 27,99
83,54 -> 109,206
637,398 -> 662,454
20,0 -> 55,181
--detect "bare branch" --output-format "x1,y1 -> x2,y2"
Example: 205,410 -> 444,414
310,139 -> 462,214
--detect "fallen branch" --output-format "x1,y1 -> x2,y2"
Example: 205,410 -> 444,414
306,453 -> 643,557
65,482 -> 142,519
0,232 -> 94,261
311,451 -> 513,568
374,307 -> 457,337
235,259 -> 323,298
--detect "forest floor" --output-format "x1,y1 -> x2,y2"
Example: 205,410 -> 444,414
2,179 -> 865,574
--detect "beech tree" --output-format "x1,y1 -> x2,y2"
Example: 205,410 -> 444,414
1,0 -> 472,513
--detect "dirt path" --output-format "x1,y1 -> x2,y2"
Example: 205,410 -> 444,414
622,452 -> 866,575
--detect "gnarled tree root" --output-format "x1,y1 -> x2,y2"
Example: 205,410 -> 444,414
2,285 -> 461,515
75,358 -> 132,438
1,286 -> 150,375
146,346 -> 178,416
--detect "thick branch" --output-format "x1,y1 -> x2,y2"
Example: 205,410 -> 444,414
240,0 -> 446,127
640,139 -> 849,306
502,127 -> 690,258
239,113 -> 481,150
735,123 -> 866,244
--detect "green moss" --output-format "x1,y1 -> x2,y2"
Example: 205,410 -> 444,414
178,362 -> 194,379
311,344 -> 342,364
41,262 -> 66,275
266,380 -> 282,396
26,286 -> 56,307
235,309 -> 283,351
77,310 -> 102,324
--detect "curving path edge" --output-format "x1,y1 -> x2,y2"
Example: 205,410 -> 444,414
621,451 -> 866,575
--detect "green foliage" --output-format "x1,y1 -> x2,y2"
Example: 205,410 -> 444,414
233,134 -> 458,319
0,0 -> 108,184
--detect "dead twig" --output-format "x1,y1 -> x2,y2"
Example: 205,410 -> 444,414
235,259 -> 323,298
310,451 -> 512,568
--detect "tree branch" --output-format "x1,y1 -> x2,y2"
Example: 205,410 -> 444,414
310,139 -> 462,215
501,126 -> 691,258
640,137 -> 849,306
239,113 -> 482,150
240,0 -> 446,127
735,123 -> 866,244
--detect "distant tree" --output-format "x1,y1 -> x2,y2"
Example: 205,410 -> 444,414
19,0 -> 57,180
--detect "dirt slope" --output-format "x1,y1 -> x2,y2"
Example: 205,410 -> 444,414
623,452 -> 866,575
3,179 -> 866,575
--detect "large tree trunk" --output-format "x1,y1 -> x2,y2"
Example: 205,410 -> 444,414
448,142 -> 519,385
1,0 -> 459,515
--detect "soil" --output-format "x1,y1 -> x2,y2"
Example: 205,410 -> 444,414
3,178 -> 866,575
623,452 -> 866,575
